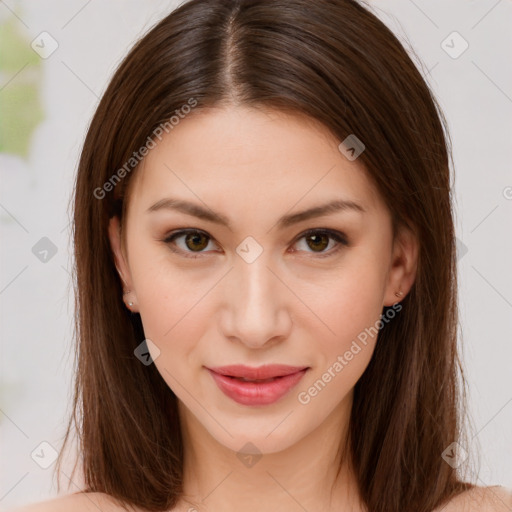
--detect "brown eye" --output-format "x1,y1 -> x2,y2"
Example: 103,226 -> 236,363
164,229 -> 216,258
292,229 -> 348,258
183,231 -> 209,251
163,228 -> 348,260
305,232 -> 330,252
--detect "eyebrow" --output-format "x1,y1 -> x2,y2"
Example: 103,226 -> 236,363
146,197 -> 365,230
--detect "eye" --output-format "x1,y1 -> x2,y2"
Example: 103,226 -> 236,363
163,229 -> 218,258
291,228 -> 348,258
162,228 -> 348,259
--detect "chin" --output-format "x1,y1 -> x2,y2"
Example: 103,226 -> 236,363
215,428 -> 303,457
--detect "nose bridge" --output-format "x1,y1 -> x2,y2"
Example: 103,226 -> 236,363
237,253 -> 275,311
222,247 -> 290,347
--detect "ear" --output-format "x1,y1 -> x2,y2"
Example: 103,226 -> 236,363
108,215 -> 138,311
383,225 -> 418,306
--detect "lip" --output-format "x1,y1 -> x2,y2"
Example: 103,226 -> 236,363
206,364 -> 309,406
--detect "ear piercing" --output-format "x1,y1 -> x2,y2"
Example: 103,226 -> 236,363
125,289 -> 404,304
125,288 -> 403,305
123,290 -> 134,307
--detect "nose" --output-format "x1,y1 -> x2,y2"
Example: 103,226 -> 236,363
219,254 -> 293,349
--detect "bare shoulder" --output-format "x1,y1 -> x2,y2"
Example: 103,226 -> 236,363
7,492 -> 139,512
438,485 -> 512,512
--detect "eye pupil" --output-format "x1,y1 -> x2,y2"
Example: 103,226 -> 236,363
307,233 -> 329,252
166,228 -> 345,259
185,232 -> 209,251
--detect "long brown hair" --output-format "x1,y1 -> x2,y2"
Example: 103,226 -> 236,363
55,1 -> 476,510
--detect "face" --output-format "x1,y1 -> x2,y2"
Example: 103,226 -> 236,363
109,105 -> 417,455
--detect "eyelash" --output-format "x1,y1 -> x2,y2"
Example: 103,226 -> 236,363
162,228 -> 348,260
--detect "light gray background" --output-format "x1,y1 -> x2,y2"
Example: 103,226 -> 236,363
1,0 -> 511,509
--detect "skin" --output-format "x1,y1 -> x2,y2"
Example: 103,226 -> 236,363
107,105 -> 419,511
9,487 -> 512,512
9,108 -> 512,512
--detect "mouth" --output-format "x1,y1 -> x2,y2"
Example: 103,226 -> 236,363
207,364 -> 309,380
228,376 -> 280,383
206,364 -> 309,406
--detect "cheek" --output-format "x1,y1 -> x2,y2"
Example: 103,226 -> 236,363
296,282 -> 384,409
136,273 -> 204,342
301,255 -> 388,384
130,256 -> 217,371
308,263 -> 386,342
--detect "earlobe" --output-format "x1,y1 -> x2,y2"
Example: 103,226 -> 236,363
383,226 -> 418,306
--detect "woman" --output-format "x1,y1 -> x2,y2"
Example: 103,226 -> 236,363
11,0 -> 512,511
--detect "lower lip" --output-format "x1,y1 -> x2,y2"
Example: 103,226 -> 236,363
207,368 -> 307,406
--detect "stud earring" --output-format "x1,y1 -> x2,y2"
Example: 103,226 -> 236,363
123,290 -> 134,307
395,291 -> 404,298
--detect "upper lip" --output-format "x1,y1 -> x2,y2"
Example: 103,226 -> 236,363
207,364 -> 308,380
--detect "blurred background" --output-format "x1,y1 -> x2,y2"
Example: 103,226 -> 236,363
0,0 -> 511,509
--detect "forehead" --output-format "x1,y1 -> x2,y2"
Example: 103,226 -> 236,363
125,106 -> 385,218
